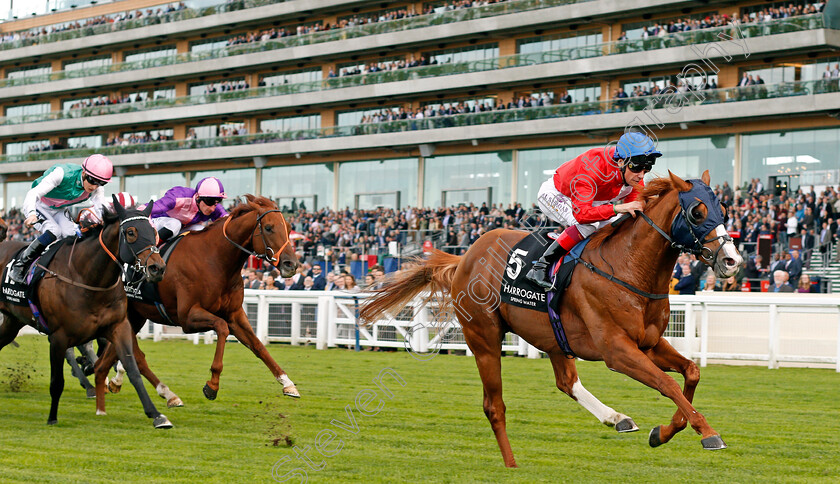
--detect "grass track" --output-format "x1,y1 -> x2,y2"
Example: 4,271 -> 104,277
1,336 -> 839,483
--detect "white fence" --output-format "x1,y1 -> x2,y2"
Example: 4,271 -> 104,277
118,291 -> 840,372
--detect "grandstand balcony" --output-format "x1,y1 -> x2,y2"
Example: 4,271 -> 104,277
0,15 -> 833,137
2,78 -> 838,175
0,0 -> 733,101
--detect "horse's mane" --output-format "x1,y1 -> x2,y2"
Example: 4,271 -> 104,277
204,194 -> 278,230
80,207 -> 121,240
587,177 -> 677,250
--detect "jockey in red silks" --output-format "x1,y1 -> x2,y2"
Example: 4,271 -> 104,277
150,176 -> 228,243
525,132 -> 662,289
11,154 -> 113,283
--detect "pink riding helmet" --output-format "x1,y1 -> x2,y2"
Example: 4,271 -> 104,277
194,177 -> 227,199
81,154 -> 113,183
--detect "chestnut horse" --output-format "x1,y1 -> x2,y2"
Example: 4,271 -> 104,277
361,171 -> 742,467
93,195 -> 300,414
0,199 -> 172,428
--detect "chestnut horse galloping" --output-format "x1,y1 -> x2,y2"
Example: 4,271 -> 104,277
361,171 -> 742,467
93,195 -> 300,414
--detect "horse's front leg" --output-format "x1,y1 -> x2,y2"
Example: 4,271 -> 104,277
180,305 -> 230,400
47,332 -> 69,425
644,337 -> 704,448
598,332 -> 726,450
227,308 -> 300,398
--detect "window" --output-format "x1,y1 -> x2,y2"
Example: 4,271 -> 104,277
5,140 -> 51,155
67,135 -> 103,149
186,122 -> 247,139
124,46 -> 177,63
260,69 -> 322,86
338,158 -> 418,209
6,64 -> 51,80
125,172 -> 187,202
517,31 -> 602,54
188,78 -> 248,95
337,56 -> 405,76
5,103 -> 51,118
262,164 -> 334,209
425,44 -> 499,64
190,37 -> 232,53
192,169 -> 255,202
424,152 -> 512,207
260,115 -> 321,133
336,107 -> 401,126
64,56 -> 112,72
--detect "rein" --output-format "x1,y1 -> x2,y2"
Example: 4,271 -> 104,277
223,208 -> 290,265
576,200 -> 731,300
37,216 -> 158,292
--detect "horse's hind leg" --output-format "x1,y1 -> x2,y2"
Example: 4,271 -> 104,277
65,348 -> 96,398
547,352 -> 638,433
462,319 -> 517,468
644,338 -> 706,448
227,308 -> 300,398
0,314 -> 25,351
599,333 -> 724,450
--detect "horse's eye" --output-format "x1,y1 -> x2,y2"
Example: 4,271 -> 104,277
265,225 -> 274,233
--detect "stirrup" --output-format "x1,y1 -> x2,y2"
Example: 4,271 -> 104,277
526,266 -> 554,290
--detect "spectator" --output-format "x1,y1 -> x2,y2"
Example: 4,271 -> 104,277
770,270 -> 794,292
797,273 -> 817,293
344,274 -> 361,294
785,249 -> 803,286
673,263 -> 697,295
721,276 -> 741,292
701,273 -> 719,292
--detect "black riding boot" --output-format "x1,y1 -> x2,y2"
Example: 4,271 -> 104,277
157,227 -> 174,243
10,238 -> 48,284
525,240 -> 567,290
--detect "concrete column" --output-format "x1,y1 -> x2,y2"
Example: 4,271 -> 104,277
734,133 -> 742,188
417,156 -> 425,207
114,167 -> 127,193
254,156 -> 268,196
511,149 -> 519,205
332,161 -> 340,211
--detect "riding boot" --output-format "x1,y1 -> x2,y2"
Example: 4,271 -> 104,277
9,238 -> 48,284
157,227 -> 174,243
525,239 -> 568,290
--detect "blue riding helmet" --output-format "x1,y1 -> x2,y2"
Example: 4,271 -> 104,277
615,132 -> 663,160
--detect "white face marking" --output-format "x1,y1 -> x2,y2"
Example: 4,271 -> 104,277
715,225 -> 744,270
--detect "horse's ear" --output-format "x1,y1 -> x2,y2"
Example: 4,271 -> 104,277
701,170 -> 711,186
142,199 -> 154,217
112,194 -> 126,218
668,171 -> 692,192
244,194 -> 256,203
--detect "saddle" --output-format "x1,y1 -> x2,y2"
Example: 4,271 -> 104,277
0,239 -> 68,333
499,231 -> 591,357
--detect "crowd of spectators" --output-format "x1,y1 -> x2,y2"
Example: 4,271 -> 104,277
241,264 -> 385,292
0,3 -> 187,47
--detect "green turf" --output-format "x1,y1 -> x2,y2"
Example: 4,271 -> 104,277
1,336 -> 838,483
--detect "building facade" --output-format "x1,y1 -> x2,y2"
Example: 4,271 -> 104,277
0,0 -> 838,210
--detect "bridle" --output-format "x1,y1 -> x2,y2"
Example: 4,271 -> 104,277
38,215 -> 161,291
577,183 -> 732,300
223,208 -> 291,265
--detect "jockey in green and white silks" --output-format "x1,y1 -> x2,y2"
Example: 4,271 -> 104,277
9,154 -> 113,283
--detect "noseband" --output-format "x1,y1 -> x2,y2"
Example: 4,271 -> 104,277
223,208 -> 291,265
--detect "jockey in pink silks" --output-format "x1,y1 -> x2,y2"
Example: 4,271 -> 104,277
150,176 -> 228,243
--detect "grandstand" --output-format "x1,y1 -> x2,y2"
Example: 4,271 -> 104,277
0,0 -> 839,289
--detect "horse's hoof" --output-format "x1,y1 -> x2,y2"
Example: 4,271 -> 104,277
283,385 -> 301,398
615,417 -> 639,433
701,435 -> 727,450
153,415 -> 173,429
47,419 -> 57,426
649,426 -> 663,448
203,383 -> 218,400
167,397 -> 184,408
96,409 -> 106,416
107,380 -> 122,394
86,388 -> 96,399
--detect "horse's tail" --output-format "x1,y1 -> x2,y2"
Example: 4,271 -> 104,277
359,249 -> 461,325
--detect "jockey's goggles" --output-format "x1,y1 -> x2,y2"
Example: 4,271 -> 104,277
83,174 -> 107,186
625,155 -> 656,173
197,196 -> 223,206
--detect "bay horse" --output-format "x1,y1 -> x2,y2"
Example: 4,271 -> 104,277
0,199 -> 172,428
360,171 -> 742,467
93,194 -> 300,414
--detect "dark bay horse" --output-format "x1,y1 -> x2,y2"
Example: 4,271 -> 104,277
0,199 -> 172,428
93,195 -> 300,414
361,171 -> 742,467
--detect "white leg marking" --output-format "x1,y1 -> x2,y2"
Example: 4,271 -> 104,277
571,379 -> 626,426
112,361 -> 126,386
278,374 -> 295,388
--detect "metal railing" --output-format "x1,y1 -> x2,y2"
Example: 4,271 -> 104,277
0,14 -> 823,125
1,76 -> 830,164
0,1 -> 288,52
124,291 -> 840,371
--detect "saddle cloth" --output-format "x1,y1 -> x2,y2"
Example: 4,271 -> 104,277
499,231 -> 590,357
0,239 -> 68,333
